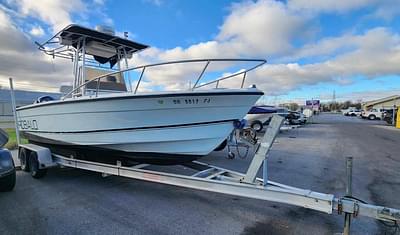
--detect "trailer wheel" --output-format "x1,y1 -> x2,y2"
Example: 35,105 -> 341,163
19,148 -> 29,172
29,152 -> 47,179
227,152 -> 235,159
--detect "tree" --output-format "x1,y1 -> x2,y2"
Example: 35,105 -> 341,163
320,100 -> 362,112
288,103 -> 299,111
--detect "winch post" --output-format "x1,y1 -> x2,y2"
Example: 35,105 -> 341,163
344,157 -> 353,235
242,115 -> 284,184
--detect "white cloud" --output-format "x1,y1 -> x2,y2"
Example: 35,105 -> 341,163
242,27 -> 400,95
288,0 -> 400,21
93,0 -> 105,6
0,8 -> 72,91
133,0 -> 314,63
129,1 -> 400,95
128,0 -> 315,91
288,0 -> 377,13
143,0 -> 163,7
217,0 -> 313,57
367,2 -> 400,21
9,0 -> 85,32
29,25 -> 44,37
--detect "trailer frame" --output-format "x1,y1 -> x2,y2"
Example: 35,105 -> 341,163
9,77 -> 400,234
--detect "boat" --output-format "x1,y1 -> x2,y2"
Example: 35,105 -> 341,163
16,24 -> 266,164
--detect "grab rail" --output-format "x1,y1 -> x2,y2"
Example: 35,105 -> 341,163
62,58 -> 266,100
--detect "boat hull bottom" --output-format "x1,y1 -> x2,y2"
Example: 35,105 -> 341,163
29,141 -> 203,165
21,121 -> 233,165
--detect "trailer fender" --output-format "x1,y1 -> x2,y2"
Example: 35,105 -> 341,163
19,144 -> 57,169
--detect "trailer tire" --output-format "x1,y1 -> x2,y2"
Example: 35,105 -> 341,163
227,152 -> 235,159
29,152 -> 47,179
19,148 -> 29,172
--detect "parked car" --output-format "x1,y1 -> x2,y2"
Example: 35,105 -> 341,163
297,112 -> 307,124
245,106 -> 293,132
347,109 -> 362,116
342,107 -> 357,116
361,108 -> 383,120
245,106 -> 277,132
287,111 -> 307,125
342,109 -> 350,116
0,129 -> 16,192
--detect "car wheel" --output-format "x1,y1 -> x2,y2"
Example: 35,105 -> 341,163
251,121 -> 263,132
19,148 -> 29,172
368,115 -> 376,120
29,152 -> 47,179
0,169 -> 16,192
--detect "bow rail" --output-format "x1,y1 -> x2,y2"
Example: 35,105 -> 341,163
62,58 -> 266,100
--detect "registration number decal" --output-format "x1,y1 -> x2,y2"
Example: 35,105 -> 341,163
172,98 -> 211,105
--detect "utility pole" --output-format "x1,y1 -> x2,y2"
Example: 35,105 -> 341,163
332,90 -> 336,112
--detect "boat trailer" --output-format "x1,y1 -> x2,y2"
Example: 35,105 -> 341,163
9,79 -> 400,234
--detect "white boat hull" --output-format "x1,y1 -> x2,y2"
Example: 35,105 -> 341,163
17,89 -> 263,163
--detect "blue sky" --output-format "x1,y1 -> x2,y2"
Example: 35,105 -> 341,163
106,0 -> 236,48
0,0 -> 399,104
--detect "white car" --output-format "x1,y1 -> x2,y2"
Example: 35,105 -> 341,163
245,106 -> 280,132
347,109 -> 362,116
361,108 -> 383,120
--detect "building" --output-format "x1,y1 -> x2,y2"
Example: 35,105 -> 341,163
305,99 -> 320,113
362,95 -> 400,111
0,89 -> 60,116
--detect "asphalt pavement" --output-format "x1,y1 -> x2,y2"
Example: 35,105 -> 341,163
1,114 -> 400,235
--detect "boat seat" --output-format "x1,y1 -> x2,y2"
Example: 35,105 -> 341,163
85,80 -> 127,91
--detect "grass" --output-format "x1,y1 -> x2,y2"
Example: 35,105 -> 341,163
4,128 -> 28,150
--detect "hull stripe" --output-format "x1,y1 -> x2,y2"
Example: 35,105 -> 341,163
16,91 -> 264,111
19,105 -> 251,118
22,119 -> 236,134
